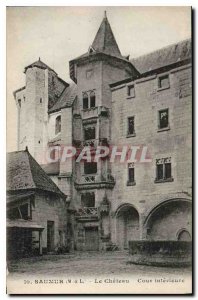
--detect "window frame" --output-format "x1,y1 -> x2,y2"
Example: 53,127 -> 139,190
55,115 -> 61,135
84,126 -> 96,141
127,116 -> 136,137
82,92 -> 89,110
127,84 -> 135,98
155,157 -> 173,183
158,74 -> 170,91
82,90 -> 96,110
158,108 -> 170,132
127,162 -> 136,186
84,161 -> 97,175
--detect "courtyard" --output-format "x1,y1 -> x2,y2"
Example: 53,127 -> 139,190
7,251 -> 191,278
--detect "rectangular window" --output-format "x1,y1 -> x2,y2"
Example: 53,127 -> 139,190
83,97 -> 89,109
128,116 -> 135,135
84,162 -> 97,174
127,85 -> 135,97
128,163 -> 135,184
156,158 -> 173,182
159,109 -> 169,129
81,192 -> 95,207
158,74 -> 170,89
84,127 -> 96,140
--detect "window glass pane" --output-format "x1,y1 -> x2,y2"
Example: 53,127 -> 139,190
81,193 -> 95,207
90,92 -> 96,108
83,93 -> 89,109
84,127 -> 95,140
159,75 -> 169,88
55,116 -> 61,134
165,163 -> 171,179
84,162 -> 97,174
128,167 -> 134,182
157,164 -> 163,180
128,117 -> 135,135
159,109 -> 168,129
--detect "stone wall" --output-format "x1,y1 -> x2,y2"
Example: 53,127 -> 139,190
32,192 -> 68,252
110,64 -> 192,244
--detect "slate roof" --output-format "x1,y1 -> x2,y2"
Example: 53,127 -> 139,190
24,58 -> 58,75
91,13 -> 122,58
7,149 -> 64,197
48,83 -> 77,113
70,14 -> 128,64
131,39 -> 191,74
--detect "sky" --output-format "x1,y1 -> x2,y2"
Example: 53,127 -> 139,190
6,6 -> 191,152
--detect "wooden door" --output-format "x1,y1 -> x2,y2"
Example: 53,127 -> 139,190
47,221 -> 54,252
85,227 -> 99,251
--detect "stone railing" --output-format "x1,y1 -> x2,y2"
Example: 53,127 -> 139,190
74,173 -> 115,190
76,207 -> 99,219
82,174 -> 96,183
81,106 -> 109,119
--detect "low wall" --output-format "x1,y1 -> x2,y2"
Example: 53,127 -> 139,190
128,241 -> 192,267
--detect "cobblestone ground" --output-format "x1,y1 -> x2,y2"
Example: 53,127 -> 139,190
8,251 -> 191,278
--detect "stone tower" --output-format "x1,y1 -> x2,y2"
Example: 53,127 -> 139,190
13,59 -> 68,164
69,12 -> 139,250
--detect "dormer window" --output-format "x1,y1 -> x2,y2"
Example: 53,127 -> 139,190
55,115 -> 61,135
83,93 -> 89,109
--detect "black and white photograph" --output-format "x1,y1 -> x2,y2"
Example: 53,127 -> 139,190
6,6 -> 192,294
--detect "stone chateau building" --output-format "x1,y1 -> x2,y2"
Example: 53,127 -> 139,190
11,12 -> 192,252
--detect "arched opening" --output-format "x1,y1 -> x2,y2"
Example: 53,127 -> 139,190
116,204 -> 139,249
145,199 -> 192,240
177,229 -> 191,241
55,115 -> 61,135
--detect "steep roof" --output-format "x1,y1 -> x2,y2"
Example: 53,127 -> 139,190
7,149 -> 64,197
91,12 -> 122,58
24,58 -> 58,75
131,39 -> 191,74
48,83 -> 77,113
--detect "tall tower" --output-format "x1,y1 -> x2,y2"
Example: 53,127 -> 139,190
69,12 -> 139,251
13,59 -> 68,164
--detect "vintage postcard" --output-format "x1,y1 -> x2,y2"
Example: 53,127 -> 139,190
6,6 -> 192,294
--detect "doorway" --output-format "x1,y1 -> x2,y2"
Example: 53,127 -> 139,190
47,221 -> 54,252
85,227 -> 99,251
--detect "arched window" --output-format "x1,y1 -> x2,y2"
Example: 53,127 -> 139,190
55,115 -> 61,135
177,229 -> 191,241
90,91 -> 96,108
83,92 -> 89,109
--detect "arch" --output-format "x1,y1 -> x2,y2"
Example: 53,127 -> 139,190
144,198 -> 192,240
115,203 -> 140,249
55,115 -> 61,135
115,203 -> 139,218
177,228 -> 191,241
